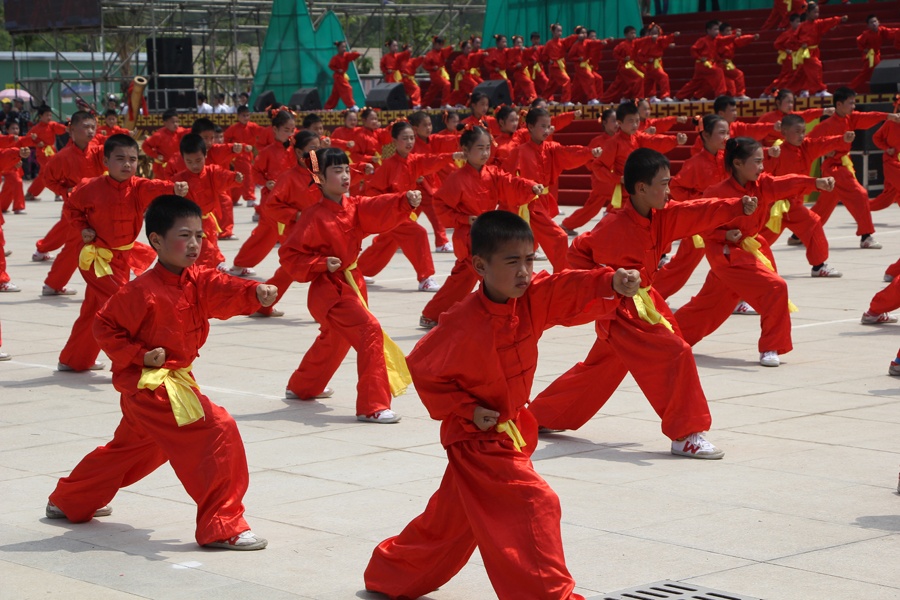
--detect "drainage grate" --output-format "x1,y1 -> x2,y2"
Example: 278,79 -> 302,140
586,580 -> 763,600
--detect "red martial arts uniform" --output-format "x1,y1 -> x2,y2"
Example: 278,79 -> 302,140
563,130 -> 677,232
717,34 -> 755,98
793,17 -> 843,94
175,164 -> 242,269
0,137 -> 32,213
691,119 -> 775,155
850,27 -> 898,94
567,38 -> 598,104
57,175 -> 174,370
503,139 -> 594,271
808,110 -> 888,234
639,116 -> 681,134
602,38 -> 644,103
757,107 -> 825,144
422,46 -> 454,108
351,126 -> 392,165
421,163 -> 537,322
762,0 -> 807,31
400,54 -> 424,107
636,34 -> 676,99
279,192 -> 416,414
484,46 -> 514,99
506,46 -> 538,105
868,275 -> 900,316
524,44 -> 549,99
544,35 -> 578,103
26,119 -> 68,197
763,135 -> 849,265
324,51 -> 361,110
763,28 -> 802,97
367,269 -> 625,600
0,148 -> 25,285
676,34 -> 727,101
448,52 -> 478,107
654,148 -> 727,299
141,126 -> 187,180
224,120 -> 267,202
510,111 -> 578,147
381,50 -> 404,85
357,152 -> 454,282
96,125 -> 132,138
38,142 -> 107,291
871,119 -> 900,211
527,197 -> 747,436
413,134 -> 456,247
675,173 -> 816,354
49,261 -> 263,545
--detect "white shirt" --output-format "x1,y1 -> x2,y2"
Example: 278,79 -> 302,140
197,102 -> 214,114
214,103 -> 234,114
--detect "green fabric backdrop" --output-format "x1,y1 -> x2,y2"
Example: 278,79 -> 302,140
483,0 -> 644,43
251,2 -> 363,110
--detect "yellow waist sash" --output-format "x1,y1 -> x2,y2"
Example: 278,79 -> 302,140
454,71 -> 464,90
43,145 -> 55,157
793,46 -> 812,67
390,70 -> 402,83
496,420 -> 526,452
468,68 -> 480,76
766,199 -> 790,233
343,73 -> 350,81
777,50 -> 787,66
555,58 -> 568,74
498,69 -> 508,79
343,262 -> 412,397
625,60 -> 645,78
202,212 -> 222,234
78,242 -> 134,278
841,154 -> 856,176
138,365 -> 204,427
611,182 -> 623,208
700,59 -> 713,69
633,287 -> 674,332
653,58 -> 663,70
866,49 -> 875,68
517,186 -> 547,225
692,235 -> 705,249
531,64 -> 543,78
439,67 -> 449,80
579,60 -> 592,74
740,237 -> 798,312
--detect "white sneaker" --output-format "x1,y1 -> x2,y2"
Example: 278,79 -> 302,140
0,282 -> 20,292
45,501 -> 111,519
418,276 -> 441,292
811,264 -> 842,277
649,96 -> 660,103
733,301 -> 757,315
42,285 -> 76,296
228,266 -> 257,277
815,90 -> 833,98
245,200 -> 257,208
204,530 -> 268,551
861,311 -> 898,325
216,262 -> 229,272
350,105 -> 360,112
357,409 -> 401,424
57,361 -> 105,372
663,97 -> 675,102
54,195 -> 63,202
435,243 -> 454,253
587,99 -> 600,105
861,236 -> 882,249
534,250 -> 548,261
419,315 -> 438,329
0,351 -> 10,361
671,432 -> 724,459
32,251 -> 55,262
799,90 -> 810,98
759,351 -> 780,367
363,276 -> 376,285
285,387 -> 334,400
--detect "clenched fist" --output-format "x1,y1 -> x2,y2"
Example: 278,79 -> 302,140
406,190 -> 422,208
326,256 -> 342,272
173,181 -> 189,197
741,195 -> 758,215
816,177 -> 835,192
612,268 -> 641,297
144,347 -> 166,368
256,284 -> 278,307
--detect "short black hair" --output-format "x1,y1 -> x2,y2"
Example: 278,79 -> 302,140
180,132 -> 207,156
720,22 -> 731,31
191,117 -> 216,135
104,109 -> 118,118
616,101 -> 639,121
213,125 -> 223,135
70,110 -> 96,127
471,210 -> 534,259
302,113 -> 322,128
774,89 -> 793,103
833,86 -> 856,106
706,20 -> 720,31
162,108 -> 178,121
37,105 -> 52,116
781,113 -> 805,129
789,13 -> 802,22
623,148 -> 670,195
103,133 -> 139,158
525,107 -> 550,126
145,195 -> 202,243
198,92 -> 208,102
236,105 -> 250,114
867,14 -> 878,23
624,26 -> 636,35
713,95 -> 736,113
600,108 -> 615,122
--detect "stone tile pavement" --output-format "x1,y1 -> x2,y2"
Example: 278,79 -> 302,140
2,190 -> 900,599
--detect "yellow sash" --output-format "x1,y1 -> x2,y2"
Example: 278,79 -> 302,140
579,61 -> 592,74
454,71 -> 464,90
343,263 -> 412,397
202,212 -> 222,234
43,145 -> 55,157
277,222 -> 286,235
611,182 -> 623,208
793,47 -> 811,68
841,154 -> 856,176
78,242 -> 134,278
653,58 -> 663,70
724,59 -> 736,71
530,64 -> 542,78
391,70 -> 402,83
555,58 -> 567,74
766,199 -> 790,233
518,184 -> 546,226
138,365 -> 205,427
439,67 -> 449,80
866,49 -> 875,68
692,235 -> 705,249
740,237 -> 798,312
633,287 -> 674,332
496,420 -> 526,452
625,60 -> 645,78
784,0 -> 792,11
701,59 -> 713,69
777,51 -> 787,66
468,68 -> 480,76
498,69 -> 509,79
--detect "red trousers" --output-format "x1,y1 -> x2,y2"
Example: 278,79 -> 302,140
198,214 -> 225,269
676,63 -> 727,100
764,60 -> 796,97
793,55 -> 826,94
36,215 -> 68,254
571,67 -> 597,103
512,72 -> 538,106
422,77 -> 450,109
233,213 -> 284,269
0,169 -> 24,212
0,225 -> 8,284
849,59 -> 877,95
44,227 -> 82,291
324,76 -> 357,110
230,158 -> 256,203
529,204 -> 570,272
27,152 -> 52,197
532,68 -> 550,99
675,240 -> 793,354
885,257 -> 900,279
448,74 -> 478,107
758,204 -> 828,266
602,67 -> 644,103
546,65 -> 572,104
218,194 -> 235,238
654,238 -> 706,300
254,265 -> 293,316
288,288 -> 392,415
642,65 -> 671,99
365,410 -> 584,600
358,219 -> 435,282
561,186 -> 611,231
869,276 -> 900,314
811,166 -> 874,236
420,192 -> 449,248
724,65 -> 746,97
151,161 -> 166,180
528,301 -> 712,440
49,385 -> 251,546
402,76 -> 422,107
870,154 -> 899,211
422,257 -> 478,322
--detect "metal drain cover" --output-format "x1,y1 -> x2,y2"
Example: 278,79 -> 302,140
587,580 -> 762,600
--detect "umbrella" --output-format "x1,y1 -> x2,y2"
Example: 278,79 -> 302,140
0,89 -> 33,101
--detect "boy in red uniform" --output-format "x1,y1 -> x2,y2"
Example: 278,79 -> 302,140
762,15 -> 804,98
278,148 -> 423,422
0,146 -> 32,293
324,40 -> 361,110
602,26 -> 645,103
141,109 -> 187,180
224,105 -> 265,205
762,0 -> 807,31
528,149 -> 759,457
24,105 -> 68,202
870,97 -> 900,213
409,110 -> 455,251
850,15 -> 897,95
0,120 -> 32,215
365,210 -> 640,600
507,36 -> 538,106
525,32 -> 549,99
636,25 -> 679,102
676,21 -> 728,101
566,27 -> 601,105
690,96 -> 779,155
56,135 -> 187,372
808,87 -> 900,248
717,23 -> 758,100
503,108 -> 601,271
793,4 -> 848,97
47,194 -> 276,551
97,110 -> 133,138
422,36 -> 453,109
544,24 -> 577,104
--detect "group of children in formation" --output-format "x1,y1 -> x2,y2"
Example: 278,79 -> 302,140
324,5 -> 895,112
3,64 -> 900,597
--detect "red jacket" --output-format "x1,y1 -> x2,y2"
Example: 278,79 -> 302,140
42,142 -> 106,196
669,149 -> 726,202
174,164 -> 241,217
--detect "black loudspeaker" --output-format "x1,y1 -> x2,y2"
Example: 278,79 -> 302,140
288,88 -> 322,111
253,90 -> 277,112
147,89 -> 198,111
366,83 -> 408,110
870,60 -> 900,94
473,79 -> 511,108
146,37 -> 193,90
853,103 -> 894,152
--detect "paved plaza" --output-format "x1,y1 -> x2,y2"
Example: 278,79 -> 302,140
1,190 -> 900,599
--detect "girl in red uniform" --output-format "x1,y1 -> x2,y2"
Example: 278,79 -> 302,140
717,23 -> 758,100
351,107 -> 392,166
491,106 -> 520,167
507,36 -> 537,105
460,91 -> 499,134
0,120 -> 33,214
757,88 -> 833,145
484,34 -> 513,99
420,126 -> 542,328
762,15 -> 803,98
675,137 -> 834,367
636,24 -> 679,101
422,37 -> 454,109
409,111 -> 455,252
380,39 -> 404,85
324,41 -> 361,110
0,146 -> 31,293
24,106 -> 69,201
525,33 -> 549,98
544,24 -> 578,104
448,40 -> 477,107
566,27 -> 600,104
792,4 -> 848,97
279,147 -> 423,422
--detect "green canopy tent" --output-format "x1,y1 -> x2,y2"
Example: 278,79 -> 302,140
251,1 -> 363,110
